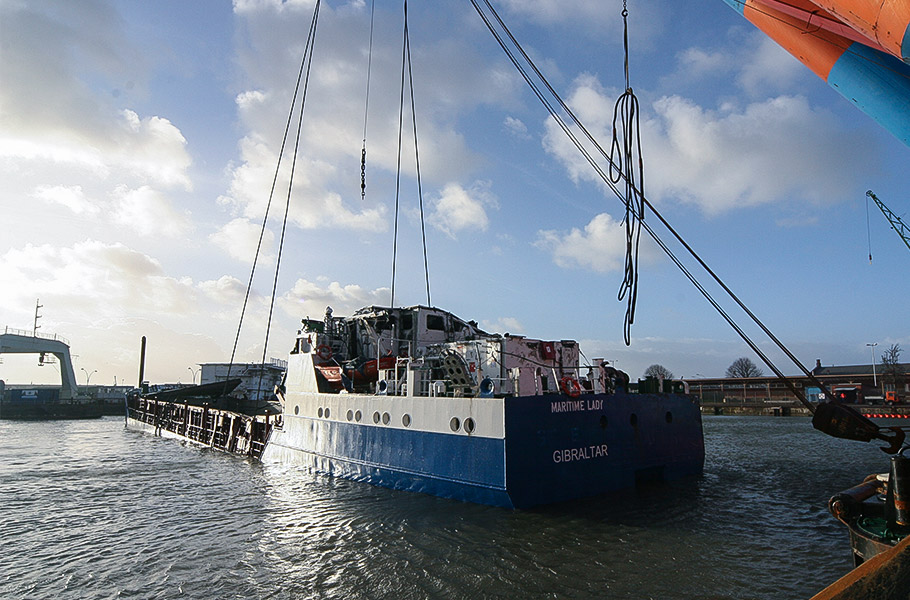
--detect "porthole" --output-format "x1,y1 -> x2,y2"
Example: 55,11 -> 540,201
464,417 -> 476,434
373,411 -> 381,424
402,414 -> 411,427
294,405 -> 300,416
599,415 -> 608,429
355,410 -> 362,422
665,411 -> 673,424
630,413 -> 638,427
325,407 -> 330,419
318,407 -> 324,418
450,417 -> 461,432
347,409 -> 353,422
382,412 -> 390,425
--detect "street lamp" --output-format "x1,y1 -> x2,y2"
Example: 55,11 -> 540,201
188,366 -> 199,385
867,343 -> 878,388
80,367 -> 97,385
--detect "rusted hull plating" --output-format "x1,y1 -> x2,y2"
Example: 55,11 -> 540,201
126,396 -> 274,459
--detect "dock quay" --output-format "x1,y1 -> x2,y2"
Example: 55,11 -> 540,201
126,395 -> 275,459
701,401 -> 910,418
700,401 -> 811,416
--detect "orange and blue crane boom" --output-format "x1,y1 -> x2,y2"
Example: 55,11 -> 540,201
720,0 -> 910,147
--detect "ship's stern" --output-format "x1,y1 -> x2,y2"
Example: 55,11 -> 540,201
503,392 -> 705,508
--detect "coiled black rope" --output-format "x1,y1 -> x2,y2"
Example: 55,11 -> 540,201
470,0 -> 830,412
609,1 -> 645,346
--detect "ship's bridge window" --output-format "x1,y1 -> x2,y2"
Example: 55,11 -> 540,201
426,314 -> 445,331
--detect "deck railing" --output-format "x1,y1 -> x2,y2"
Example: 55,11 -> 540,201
2,326 -> 70,347
126,396 -> 272,459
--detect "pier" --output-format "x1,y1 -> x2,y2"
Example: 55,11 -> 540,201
700,401 -> 811,416
701,400 -> 910,418
1,327 -> 79,399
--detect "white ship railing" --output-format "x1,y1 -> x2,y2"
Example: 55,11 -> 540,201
2,326 -> 70,347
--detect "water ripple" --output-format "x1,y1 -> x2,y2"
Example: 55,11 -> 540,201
0,416 -> 891,599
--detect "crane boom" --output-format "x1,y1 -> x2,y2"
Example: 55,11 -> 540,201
866,190 -> 910,258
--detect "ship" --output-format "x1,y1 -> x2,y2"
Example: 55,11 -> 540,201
809,451 -> 910,599
805,405 -> 910,598
127,303 -> 705,508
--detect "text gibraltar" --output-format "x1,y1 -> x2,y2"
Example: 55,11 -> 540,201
553,445 -> 609,463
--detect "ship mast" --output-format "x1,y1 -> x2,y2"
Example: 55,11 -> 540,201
33,298 -> 42,337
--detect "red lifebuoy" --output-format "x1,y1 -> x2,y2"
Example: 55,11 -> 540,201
560,376 -> 581,398
316,344 -> 333,361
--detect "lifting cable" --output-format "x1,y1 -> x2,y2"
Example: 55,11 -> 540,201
390,0 -> 432,307
361,0 -> 376,202
471,0 -> 846,415
225,0 -> 322,397
609,0 -> 646,346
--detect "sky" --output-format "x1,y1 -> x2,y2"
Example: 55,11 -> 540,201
1,0 -> 908,388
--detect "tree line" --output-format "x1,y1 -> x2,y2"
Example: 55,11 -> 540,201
642,357 -> 763,381
642,343 -> 904,386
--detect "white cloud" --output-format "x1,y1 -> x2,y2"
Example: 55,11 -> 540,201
0,241 -> 264,382
112,185 -> 192,238
280,279 -> 390,320
482,316 -> 525,335
430,182 -> 498,239
677,47 -> 731,80
541,75 -> 876,216
197,275 -> 256,324
236,89 -> 267,111
0,4 -> 191,191
642,94 -> 873,213
1,109 -> 191,189
0,2 -> 142,139
233,0 -> 318,15
540,73 -> 615,185
210,218 -> 276,264
670,32 -> 802,98
199,275 -> 249,307
222,2 -> 522,235
33,185 -> 99,215
736,36 -> 805,96
0,241 -> 197,317
535,212 -> 628,273
112,110 -> 192,190
219,131 -> 387,233
503,116 -> 530,139
495,0 -> 659,37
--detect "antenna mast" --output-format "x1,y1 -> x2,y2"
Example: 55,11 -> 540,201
33,298 -> 43,336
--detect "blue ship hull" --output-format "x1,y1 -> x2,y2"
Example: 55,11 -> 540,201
504,393 -> 704,507
263,391 -> 704,508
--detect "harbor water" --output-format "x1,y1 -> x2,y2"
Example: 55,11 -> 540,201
0,415 -> 893,599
